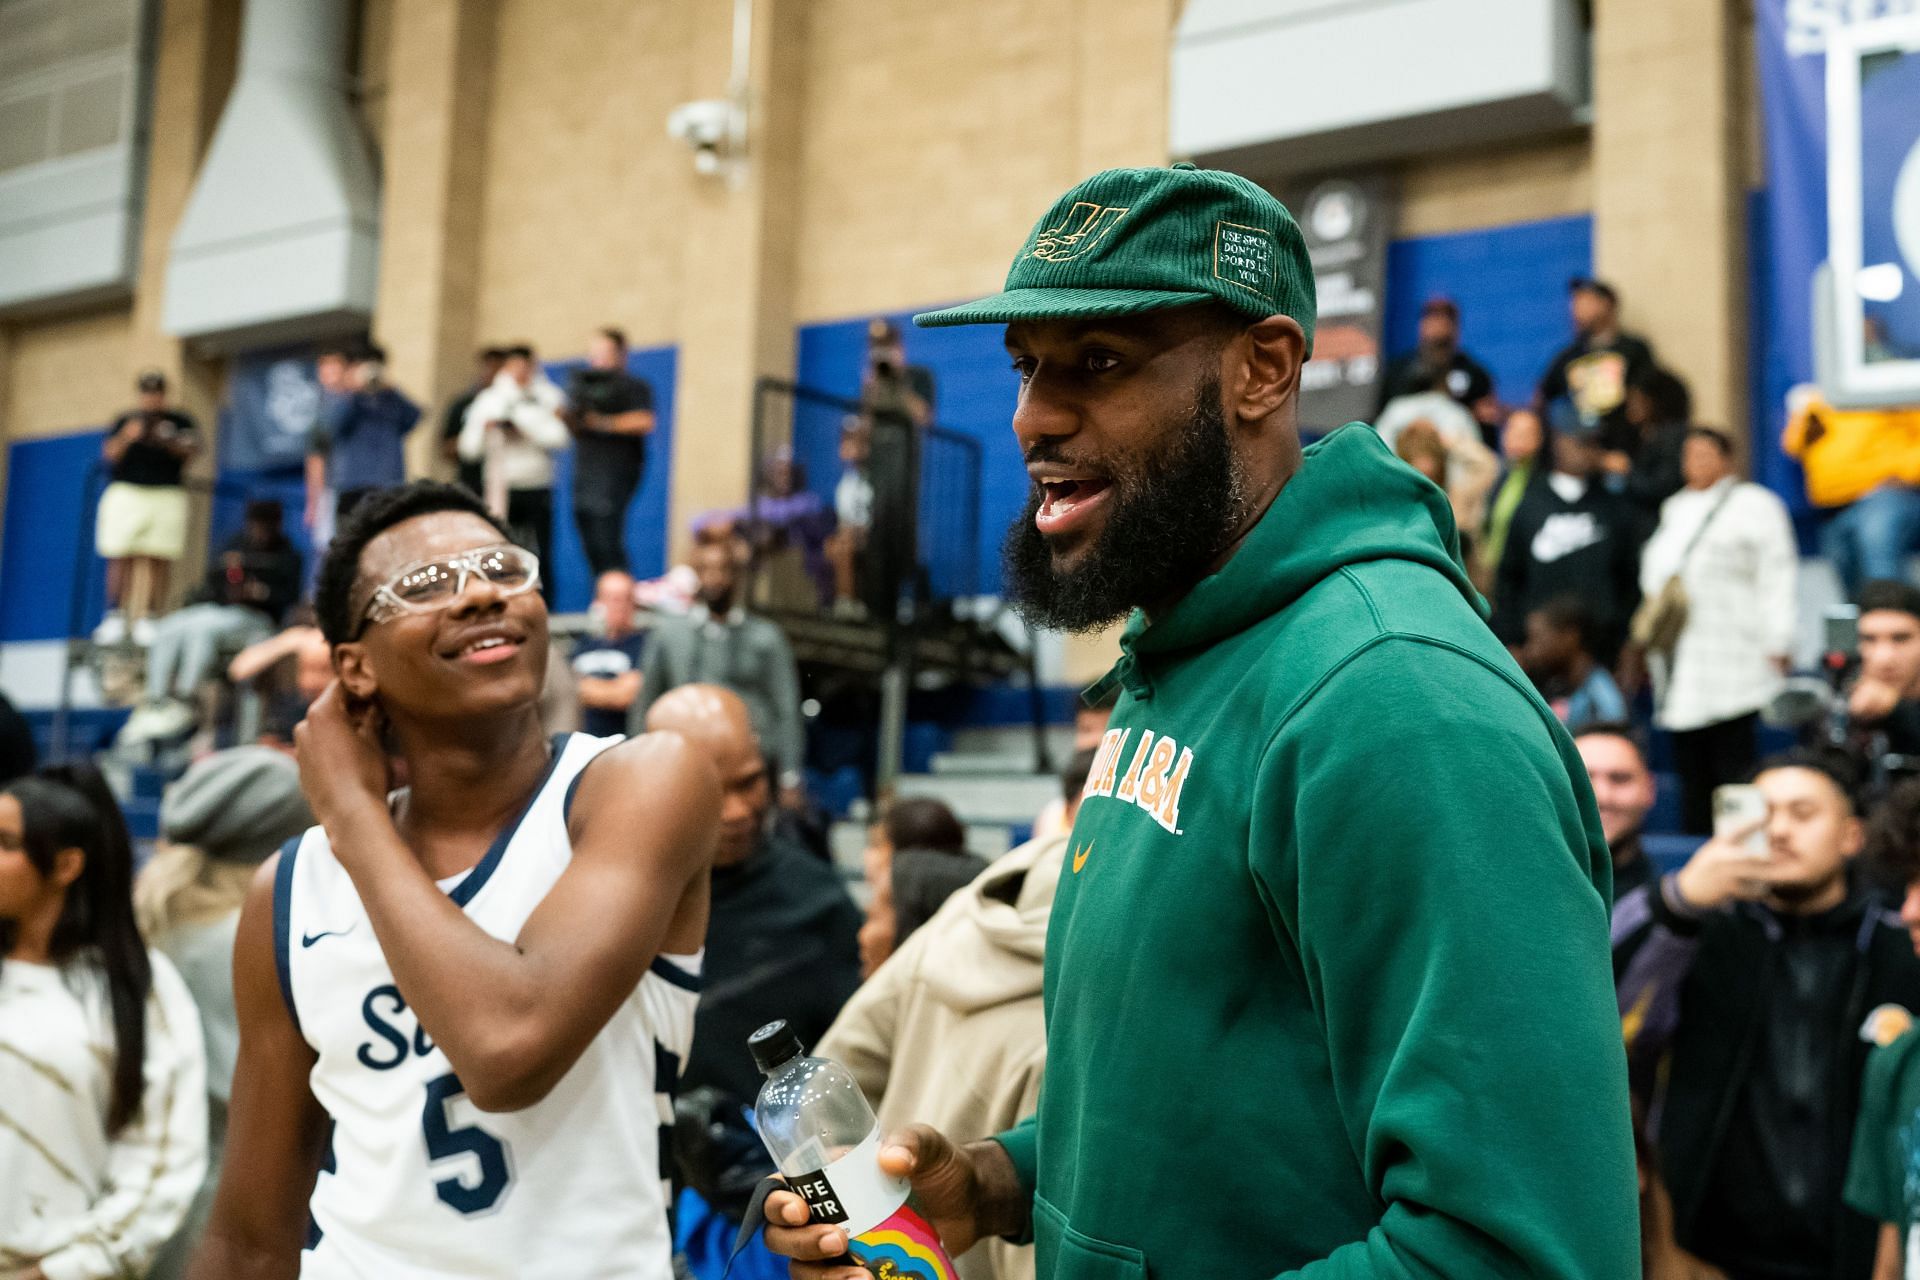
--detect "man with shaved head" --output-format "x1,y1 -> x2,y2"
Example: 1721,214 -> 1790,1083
648,685 -> 862,1109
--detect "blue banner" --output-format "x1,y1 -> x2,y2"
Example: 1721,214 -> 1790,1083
218,345 -> 327,474
1753,0 -> 1832,513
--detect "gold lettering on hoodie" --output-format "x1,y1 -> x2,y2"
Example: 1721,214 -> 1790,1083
1084,728 -> 1193,835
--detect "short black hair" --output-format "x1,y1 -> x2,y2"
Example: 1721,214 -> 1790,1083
1858,579 -> 1920,622
1868,777 -> 1920,889
360,342 -> 388,364
480,346 -> 507,363
501,344 -> 535,362
599,327 -> 628,350
1685,425 -> 1735,457
313,481 -> 511,645
1631,366 -> 1693,425
317,343 -> 354,361
1751,747 -> 1864,816
1529,594 -> 1595,650
1572,719 -> 1648,766
883,796 -> 966,855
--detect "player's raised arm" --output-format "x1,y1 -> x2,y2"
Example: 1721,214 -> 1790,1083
186,856 -> 329,1280
296,681 -> 719,1112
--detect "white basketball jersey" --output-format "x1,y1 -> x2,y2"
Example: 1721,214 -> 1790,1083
274,732 -> 700,1280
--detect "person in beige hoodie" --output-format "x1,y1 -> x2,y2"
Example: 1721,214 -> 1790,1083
816,748 -> 1093,1280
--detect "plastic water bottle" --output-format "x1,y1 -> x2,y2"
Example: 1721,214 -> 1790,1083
749,1020 -> 958,1280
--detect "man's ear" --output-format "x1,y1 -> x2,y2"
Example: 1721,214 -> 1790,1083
1226,314 -> 1309,426
333,642 -> 378,701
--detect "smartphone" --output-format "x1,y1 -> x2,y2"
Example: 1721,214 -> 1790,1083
1712,784 -> 1771,858
1824,604 -> 1860,658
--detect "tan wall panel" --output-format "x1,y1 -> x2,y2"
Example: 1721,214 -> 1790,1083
472,0 -> 698,356
6,308 -> 135,439
1396,134 -> 1592,239
792,0 -> 1173,325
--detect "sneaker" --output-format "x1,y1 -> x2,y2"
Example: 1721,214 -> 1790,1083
92,610 -> 127,645
143,698 -> 197,740
130,616 -> 156,647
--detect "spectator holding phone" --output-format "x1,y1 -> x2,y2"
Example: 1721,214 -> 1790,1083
1614,750 -> 1920,1279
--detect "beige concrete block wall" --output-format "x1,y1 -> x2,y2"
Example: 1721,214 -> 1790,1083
792,0 -> 1175,326
1398,134 -> 1592,239
1592,0 -> 1747,440
470,0 -> 700,355
3,310 -> 137,439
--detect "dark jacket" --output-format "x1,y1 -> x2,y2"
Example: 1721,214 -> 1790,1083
1622,421 -> 1689,535
194,531 -> 303,624
1490,474 -> 1641,660
682,829 -> 862,1108
1376,346 -> 1496,446
1614,878 -> 1920,1280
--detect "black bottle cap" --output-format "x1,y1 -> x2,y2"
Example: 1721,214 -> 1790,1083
749,1020 -> 805,1075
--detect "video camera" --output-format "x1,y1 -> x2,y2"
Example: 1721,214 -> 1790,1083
1766,603 -> 1920,799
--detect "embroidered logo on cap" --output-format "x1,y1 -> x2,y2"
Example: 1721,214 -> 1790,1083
1030,203 -> 1130,262
1213,221 -> 1276,300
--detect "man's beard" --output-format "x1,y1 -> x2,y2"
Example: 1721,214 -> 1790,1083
1003,378 -> 1248,634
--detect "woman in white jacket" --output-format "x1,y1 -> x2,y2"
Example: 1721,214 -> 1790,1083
457,344 -> 570,596
1639,426 -> 1798,833
0,763 -> 206,1280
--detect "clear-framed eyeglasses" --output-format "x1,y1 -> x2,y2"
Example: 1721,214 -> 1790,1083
356,544 -> 541,638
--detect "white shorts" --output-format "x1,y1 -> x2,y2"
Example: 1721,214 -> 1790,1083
95,482 -> 190,559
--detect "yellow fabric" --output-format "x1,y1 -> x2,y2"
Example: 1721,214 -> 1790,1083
94,481 -> 189,559
1781,400 -> 1920,508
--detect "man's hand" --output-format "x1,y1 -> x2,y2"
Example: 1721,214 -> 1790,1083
763,1127 -> 1025,1278
1672,822 -> 1782,913
1852,676 -> 1903,723
293,682 -> 391,829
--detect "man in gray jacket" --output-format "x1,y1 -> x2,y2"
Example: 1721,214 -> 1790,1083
632,538 -> 804,794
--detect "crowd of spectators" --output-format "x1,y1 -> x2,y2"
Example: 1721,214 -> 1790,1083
27,268 -> 1920,1280
1376,274 -> 1920,1278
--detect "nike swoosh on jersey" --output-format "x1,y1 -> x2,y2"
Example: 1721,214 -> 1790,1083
301,925 -> 357,948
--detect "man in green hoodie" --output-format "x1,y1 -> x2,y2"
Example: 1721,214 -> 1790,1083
764,165 -> 1638,1279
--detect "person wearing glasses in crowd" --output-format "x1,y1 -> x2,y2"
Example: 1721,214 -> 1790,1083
187,482 -> 721,1280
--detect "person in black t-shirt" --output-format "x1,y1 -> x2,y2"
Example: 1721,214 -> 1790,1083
1537,277 -> 1658,456
564,327 -> 655,578
441,347 -> 505,498
1375,297 -> 1498,448
94,370 -> 201,645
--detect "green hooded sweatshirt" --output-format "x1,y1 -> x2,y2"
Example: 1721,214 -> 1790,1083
994,425 -> 1638,1279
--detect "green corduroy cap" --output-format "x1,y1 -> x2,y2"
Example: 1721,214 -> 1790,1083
913,163 -> 1316,352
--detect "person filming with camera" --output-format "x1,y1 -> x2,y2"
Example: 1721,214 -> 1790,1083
1845,581 -> 1920,764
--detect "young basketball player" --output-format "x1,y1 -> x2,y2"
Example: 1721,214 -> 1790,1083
188,482 -> 720,1279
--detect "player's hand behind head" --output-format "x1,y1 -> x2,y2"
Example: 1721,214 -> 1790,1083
294,681 -> 392,826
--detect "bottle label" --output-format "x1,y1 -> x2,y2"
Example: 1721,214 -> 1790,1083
790,1130 -> 906,1231
790,1132 -> 957,1280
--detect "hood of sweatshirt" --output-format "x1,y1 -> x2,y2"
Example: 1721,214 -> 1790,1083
1094,424 -> 1483,701
918,834 -> 1068,1015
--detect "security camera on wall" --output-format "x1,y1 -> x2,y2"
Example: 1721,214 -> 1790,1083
667,99 -> 743,177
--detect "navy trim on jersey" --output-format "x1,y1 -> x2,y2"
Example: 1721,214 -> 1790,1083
562,762 -> 591,825
448,733 -> 573,908
272,836 -> 304,1038
649,955 -> 701,993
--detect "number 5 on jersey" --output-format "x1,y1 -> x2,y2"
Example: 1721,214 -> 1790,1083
423,1073 -> 514,1214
